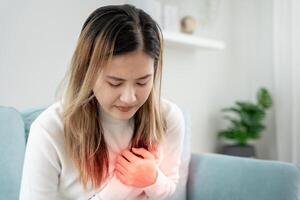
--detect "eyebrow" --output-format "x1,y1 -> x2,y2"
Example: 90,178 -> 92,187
106,74 -> 153,81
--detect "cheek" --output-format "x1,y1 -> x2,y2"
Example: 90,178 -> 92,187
93,82 -> 115,106
138,83 -> 153,100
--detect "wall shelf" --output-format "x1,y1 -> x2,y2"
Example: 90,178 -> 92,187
163,31 -> 226,50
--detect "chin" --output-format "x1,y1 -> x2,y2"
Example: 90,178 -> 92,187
114,107 -> 135,119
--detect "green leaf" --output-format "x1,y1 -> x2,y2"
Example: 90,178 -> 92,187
218,87 -> 272,145
257,87 -> 273,109
222,107 -> 240,114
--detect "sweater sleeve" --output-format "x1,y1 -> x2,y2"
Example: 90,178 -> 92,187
142,104 -> 185,199
19,122 -> 61,200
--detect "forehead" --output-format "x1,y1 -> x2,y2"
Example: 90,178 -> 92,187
102,51 -> 154,78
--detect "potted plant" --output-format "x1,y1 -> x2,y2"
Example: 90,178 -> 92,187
218,87 -> 273,158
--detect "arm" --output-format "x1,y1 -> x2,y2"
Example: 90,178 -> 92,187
19,122 -> 60,200
142,105 -> 185,199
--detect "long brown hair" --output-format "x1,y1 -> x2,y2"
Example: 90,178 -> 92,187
56,4 -> 167,190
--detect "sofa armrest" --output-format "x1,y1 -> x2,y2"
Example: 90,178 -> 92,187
187,153 -> 300,200
0,106 -> 26,200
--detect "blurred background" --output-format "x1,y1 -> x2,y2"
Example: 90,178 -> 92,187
1,0 -> 299,163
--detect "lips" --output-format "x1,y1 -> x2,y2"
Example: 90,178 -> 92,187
116,106 -> 132,112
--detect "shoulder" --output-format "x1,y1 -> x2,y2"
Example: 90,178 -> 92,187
157,98 -> 185,165
160,98 -> 185,135
29,101 -> 64,143
32,101 -> 63,128
24,102 -> 64,173
161,97 -> 184,123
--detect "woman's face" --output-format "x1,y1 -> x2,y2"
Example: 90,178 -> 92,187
92,50 -> 155,120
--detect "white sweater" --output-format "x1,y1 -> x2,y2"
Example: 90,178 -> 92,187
19,98 -> 185,200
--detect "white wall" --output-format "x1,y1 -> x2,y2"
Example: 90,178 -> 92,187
161,0 -> 234,154
0,0 -> 277,160
159,0 -> 276,159
0,0 -> 124,109
229,0 -> 276,159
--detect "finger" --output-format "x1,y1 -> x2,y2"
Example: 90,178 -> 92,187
115,171 -> 127,185
132,148 -> 155,160
116,155 -> 131,170
115,163 -> 128,176
122,149 -> 140,163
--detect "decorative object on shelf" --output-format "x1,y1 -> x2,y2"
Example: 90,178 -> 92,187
218,87 -> 273,158
180,16 -> 197,34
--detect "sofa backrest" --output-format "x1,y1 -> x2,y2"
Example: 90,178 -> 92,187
188,153 -> 300,200
0,106 -> 26,199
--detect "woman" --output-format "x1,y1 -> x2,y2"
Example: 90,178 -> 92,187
20,4 -> 185,200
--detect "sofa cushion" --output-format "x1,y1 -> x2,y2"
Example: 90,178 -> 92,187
188,153 -> 300,200
0,106 -> 26,200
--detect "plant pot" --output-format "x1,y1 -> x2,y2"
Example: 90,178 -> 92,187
219,144 -> 256,158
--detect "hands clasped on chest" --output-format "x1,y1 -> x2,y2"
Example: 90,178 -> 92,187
114,147 -> 159,188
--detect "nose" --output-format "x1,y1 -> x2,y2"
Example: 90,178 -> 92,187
120,85 -> 137,105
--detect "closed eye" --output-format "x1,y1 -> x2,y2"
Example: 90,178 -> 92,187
108,82 -> 121,87
137,82 -> 147,86
108,82 -> 147,87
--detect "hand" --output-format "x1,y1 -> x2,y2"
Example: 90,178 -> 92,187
115,147 -> 158,187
